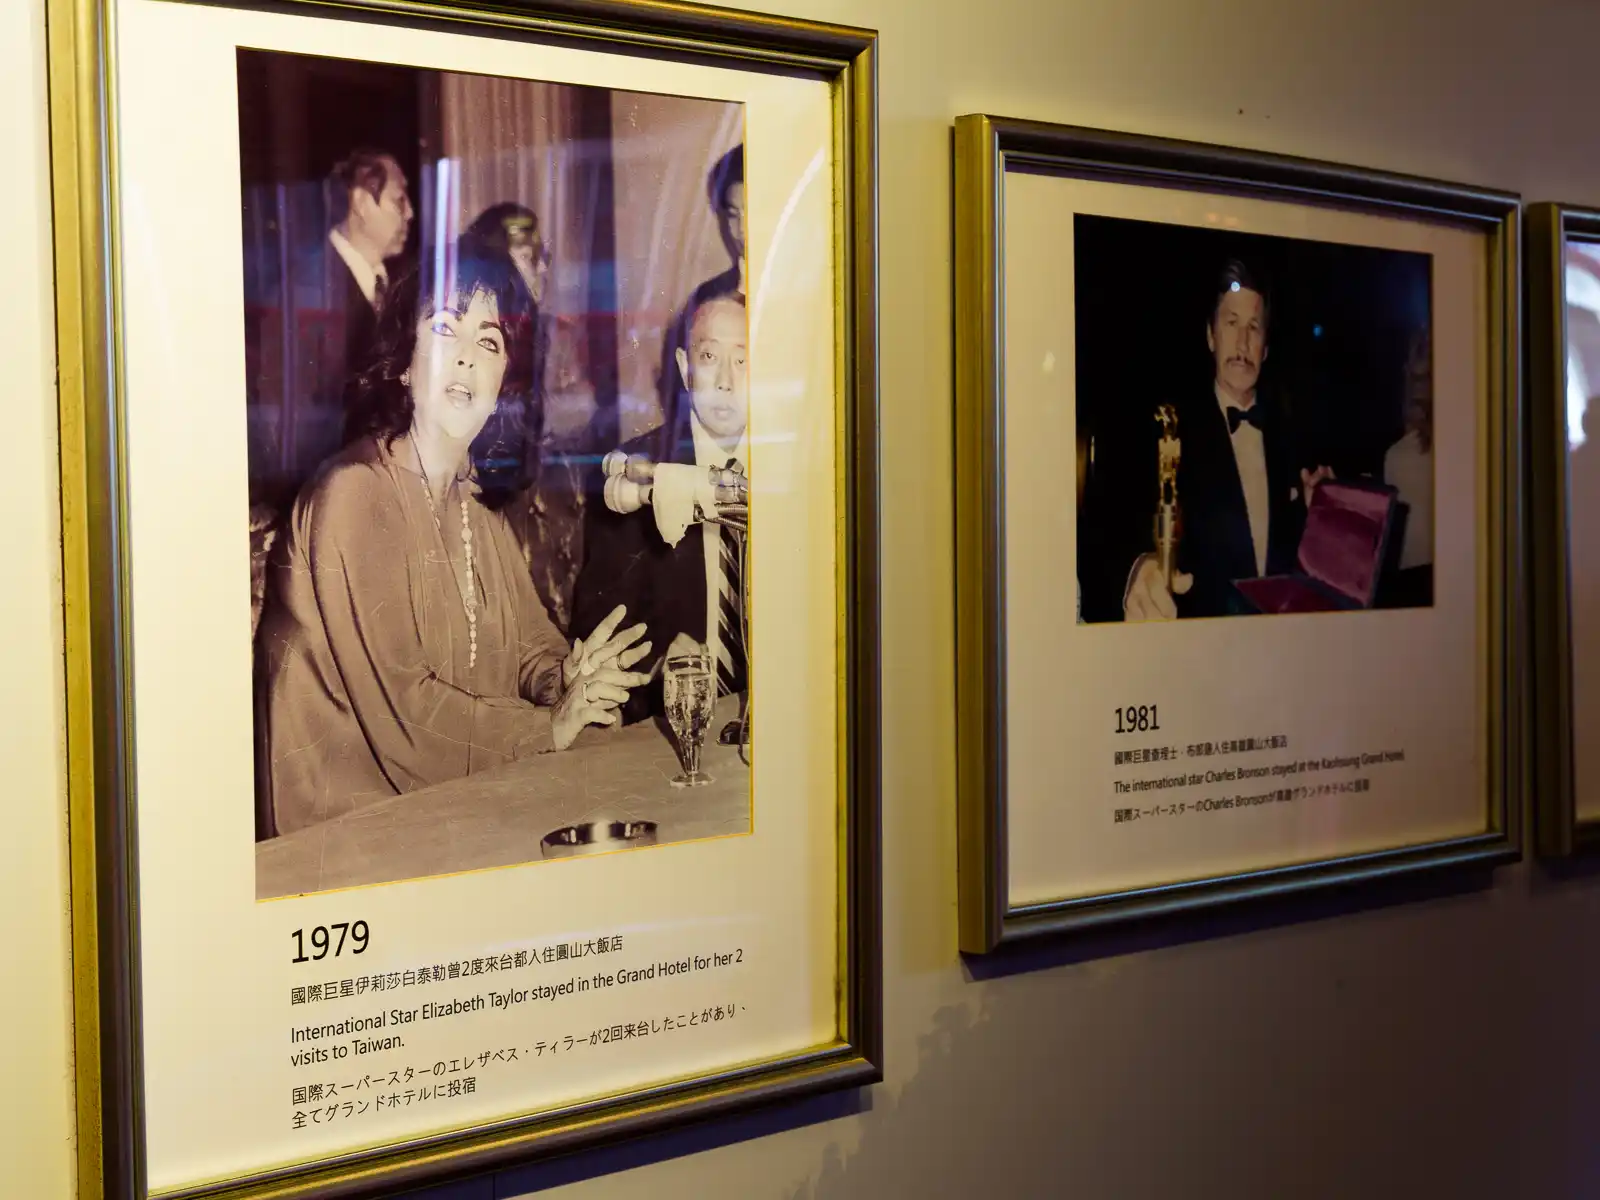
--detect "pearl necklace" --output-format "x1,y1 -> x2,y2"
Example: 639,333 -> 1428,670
412,434 -> 478,669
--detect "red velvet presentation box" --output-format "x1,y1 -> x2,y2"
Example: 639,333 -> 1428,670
1233,479 -> 1397,614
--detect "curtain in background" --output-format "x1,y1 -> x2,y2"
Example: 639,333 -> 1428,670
441,74 -> 594,432
441,75 -> 742,439
609,92 -> 743,441
440,74 -> 595,631
437,74 -> 743,634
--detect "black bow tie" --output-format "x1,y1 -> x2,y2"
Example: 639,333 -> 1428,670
1226,405 -> 1264,434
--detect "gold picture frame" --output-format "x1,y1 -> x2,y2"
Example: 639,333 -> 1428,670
1528,202 -> 1600,858
48,0 -> 881,1194
953,114 -> 1523,953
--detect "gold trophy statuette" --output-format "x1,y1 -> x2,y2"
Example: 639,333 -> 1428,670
1153,404 -> 1182,589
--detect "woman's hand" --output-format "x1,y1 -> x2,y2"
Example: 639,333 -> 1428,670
551,605 -> 653,747
551,663 -> 652,750
564,604 -> 650,688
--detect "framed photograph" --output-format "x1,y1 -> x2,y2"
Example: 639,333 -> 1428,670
48,0 -> 879,1194
1528,203 -> 1600,857
953,115 -> 1522,952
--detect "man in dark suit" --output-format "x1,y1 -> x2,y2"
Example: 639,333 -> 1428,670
255,147 -> 414,515
693,143 -> 745,304
247,148 -> 414,639
571,293 -> 749,723
1123,259 -> 1332,619
653,145 -> 745,448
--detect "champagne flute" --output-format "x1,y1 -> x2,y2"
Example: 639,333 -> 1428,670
664,651 -> 715,788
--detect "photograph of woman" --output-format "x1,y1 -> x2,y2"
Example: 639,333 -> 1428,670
242,52 -> 754,897
255,250 -> 652,838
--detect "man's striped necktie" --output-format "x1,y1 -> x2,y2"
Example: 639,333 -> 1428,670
715,459 -> 746,697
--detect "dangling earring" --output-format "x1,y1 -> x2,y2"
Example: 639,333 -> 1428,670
400,369 -> 411,387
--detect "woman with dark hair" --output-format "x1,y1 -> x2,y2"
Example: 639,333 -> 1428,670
255,252 -> 649,838
461,202 -> 549,307
459,202 -> 590,632
457,204 -> 550,504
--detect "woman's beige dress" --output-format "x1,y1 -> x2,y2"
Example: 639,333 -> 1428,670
256,435 -> 568,836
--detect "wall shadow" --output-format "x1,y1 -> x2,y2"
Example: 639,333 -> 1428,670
482,1085 -> 870,1197
963,864 -> 1499,982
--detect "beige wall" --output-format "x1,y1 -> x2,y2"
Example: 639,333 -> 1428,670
19,0 -> 1600,1197
3,0 -> 77,1196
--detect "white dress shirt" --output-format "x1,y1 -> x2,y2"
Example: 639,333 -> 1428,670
1217,385 -> 1271,577
1383,428 -> 1434,569
689,413 -> 749,673
328,227 -> 386,308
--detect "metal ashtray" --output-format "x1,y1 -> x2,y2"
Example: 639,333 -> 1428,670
540,820 -> 659,859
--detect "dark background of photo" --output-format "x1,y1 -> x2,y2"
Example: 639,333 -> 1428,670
237,51 -> 432,207
1073,212 -> 1432,621
237,53 -> 436,532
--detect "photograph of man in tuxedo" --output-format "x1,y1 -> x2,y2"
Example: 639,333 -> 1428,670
1075,214 -> 1434,624
571,292 -> 750,724
1122,260 -> 1333,620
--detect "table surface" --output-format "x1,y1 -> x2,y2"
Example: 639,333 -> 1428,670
257,696 -> 751,899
